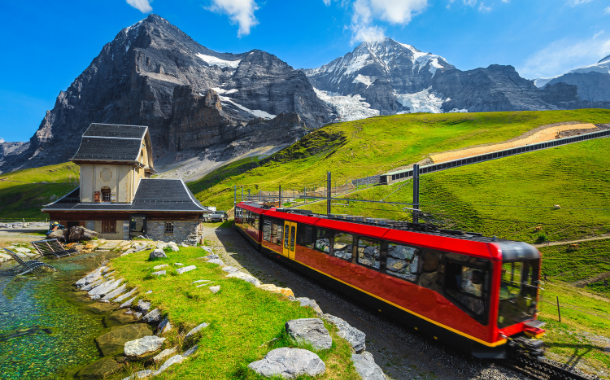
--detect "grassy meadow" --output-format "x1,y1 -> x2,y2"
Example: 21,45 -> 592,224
300,137 -> 610,243
189,109 -> 610,212
0,162 -> 79,220
109,246 -> 360,380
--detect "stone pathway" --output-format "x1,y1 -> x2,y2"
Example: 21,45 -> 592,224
201,227 -> 523,380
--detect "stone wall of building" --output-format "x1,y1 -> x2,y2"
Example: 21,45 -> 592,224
147,220 -> 199,243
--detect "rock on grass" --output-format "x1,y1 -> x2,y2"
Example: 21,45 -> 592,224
248,347 -> 325,378
286,318 -> 332,350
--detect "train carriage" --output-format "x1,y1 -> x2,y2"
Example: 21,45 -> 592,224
234,202 -> 544,358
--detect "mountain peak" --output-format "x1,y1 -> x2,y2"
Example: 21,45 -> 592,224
599,54 -> 610,64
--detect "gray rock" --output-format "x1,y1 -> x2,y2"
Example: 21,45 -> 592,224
145,290 -> 153,294
248,347 -> 326,378
81,278 -> 104,291
286,318 -> 332,350
192,279 -> 210,284
207,259 -> 225,266
149,249 -> 168,260
184,322 -> 209,339
137,300 -> 152,314
114,287 -> 138,303
176,265 -> 196,274
209,285 -> 221,293
296,297 -> 323,316
101,284 -> 127,303
120,296 -> 137,309
153,347 -> 177,363
158,317 -> 172,335
122,369 -> 153,380
202,247 -> 214,254
124,335 -> 166,358
153,264 -> 168,270
323,314 -> 366,353
174,263 -> 184,267
222,266 -> 239,273
90,279 -> 123,300
142,308 -> 162,323
153,354 -> 184,376
226,271 -> 260,286
151,270 -> 166,276
197,282 -> 214,288
352,351 -> 386,380
167,242 -> 179,252
75,266 -> 106,288
182,344 -> 198,357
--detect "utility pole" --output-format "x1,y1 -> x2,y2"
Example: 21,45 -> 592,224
327,172 -> 332,215
279,185 -> 282,208
413,164 -> 420,223
248,189 -> 251,201
241,186 -> 243,202
234,185 -> 237,207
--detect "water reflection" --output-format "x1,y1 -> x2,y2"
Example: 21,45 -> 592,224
0,253 -> 111,379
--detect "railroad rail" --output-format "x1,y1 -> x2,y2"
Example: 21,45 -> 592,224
500,337 -> 601,380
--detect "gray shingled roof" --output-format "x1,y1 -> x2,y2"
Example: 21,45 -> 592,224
71,123 -> 148,163
43,179 -> 207,213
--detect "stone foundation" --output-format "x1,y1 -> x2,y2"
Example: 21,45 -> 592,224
147,221 -> 199,243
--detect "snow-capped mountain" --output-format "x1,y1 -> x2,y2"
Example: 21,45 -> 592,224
0,14 -> 331,173
535,55 -> 610,102
304,38 -> 455,118
307,38 -> 608,121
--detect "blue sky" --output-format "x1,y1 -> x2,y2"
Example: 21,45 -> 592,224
1,0 -> 609,142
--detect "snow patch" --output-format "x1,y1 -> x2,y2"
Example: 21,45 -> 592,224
218,95 -> 275,119
344,53 -> 370,76
395,88 -> 446,114
448,108 -> 468,113
314,88 -> 380,122
196,53 -> 241,69
567,59 -> 610,75
352,74 -> 375,87
533,77 -> 555,88
211,88 -> 238,95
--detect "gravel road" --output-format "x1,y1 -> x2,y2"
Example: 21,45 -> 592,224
202,226 -> 528,380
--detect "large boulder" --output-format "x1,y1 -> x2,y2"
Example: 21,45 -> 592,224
104,309 -> 140,327
149,249 -> 167,260
47,229 -> 66,241
226,271 -> 260,286
75,357 -> 123,380
352,352 -> 386,380
68,226 -> 99,242
296,297 -> 323,316
285,318 -> 332,350
323,314 -> 366,353
95,324 -> 152,356
124,335 -> 166,359
248,347 -> 326,378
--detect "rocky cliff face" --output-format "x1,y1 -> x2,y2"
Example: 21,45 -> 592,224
538,55 -> 610,103
0,14 -> 331,174
306,38 -> 610,120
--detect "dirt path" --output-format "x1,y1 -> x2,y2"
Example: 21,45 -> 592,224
534,235 -> 610,248
201,226 -> 524,380
430,123 -> 599,164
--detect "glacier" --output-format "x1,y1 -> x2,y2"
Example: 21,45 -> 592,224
314,88 -> 380,121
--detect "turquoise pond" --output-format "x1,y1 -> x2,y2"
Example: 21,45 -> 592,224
0,253 -> 111,379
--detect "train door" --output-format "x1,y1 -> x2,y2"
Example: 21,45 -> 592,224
282,221 -> 297,260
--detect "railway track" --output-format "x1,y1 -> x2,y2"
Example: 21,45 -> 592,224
500,341 -> 601,380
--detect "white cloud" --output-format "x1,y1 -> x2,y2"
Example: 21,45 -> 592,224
605,6 -> 610,14
567,0 -> 593,5
350,0 -> 428,43
206,0 -> 259,37
126,0 -> 152,13
323,0 -> 331,5
593,30 -> 605,39
478,2 -> 492,12
519,35 -> 610,78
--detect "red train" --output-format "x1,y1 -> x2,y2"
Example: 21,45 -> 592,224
234,202 -> 545,358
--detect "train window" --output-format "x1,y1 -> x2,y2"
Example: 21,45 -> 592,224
386,243 -> 419,281
314,228 -> 333,254
416,249 -> 444,293
357,238 -> 381,269
253,215 -> 259,230
290,226 -> 296,251
263,220 -> 272,242
445,261 -> 488,318
333,233 -> 354,261
271,220 -> 283,246
284,227 -> 290,250
296,224 -> 314,248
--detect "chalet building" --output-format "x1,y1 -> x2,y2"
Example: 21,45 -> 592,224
43,123 -> 208,242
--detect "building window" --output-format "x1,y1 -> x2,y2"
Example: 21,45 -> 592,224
165,222 -> 174,234
102,220 -> 116,233
101,187 -> 111,202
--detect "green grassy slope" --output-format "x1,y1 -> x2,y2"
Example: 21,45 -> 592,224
0,162 -> 79,219
303,137 -> 610,243
188,109 -> 610,211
